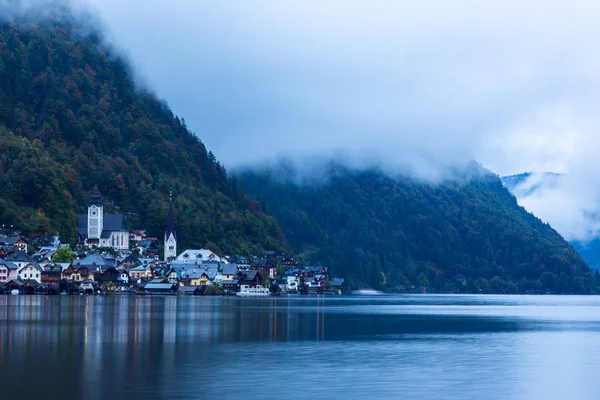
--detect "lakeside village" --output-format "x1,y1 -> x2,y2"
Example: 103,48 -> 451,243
0,189 -> 346,296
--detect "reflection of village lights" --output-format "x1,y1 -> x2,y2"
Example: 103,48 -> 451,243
315,296 -> 325,341
273,300 -> 277,342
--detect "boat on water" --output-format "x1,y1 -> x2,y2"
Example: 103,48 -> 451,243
236,285 -> 271,297
352,288 -> 383,295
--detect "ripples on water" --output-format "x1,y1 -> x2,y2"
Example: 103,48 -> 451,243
1,294 -> 600,399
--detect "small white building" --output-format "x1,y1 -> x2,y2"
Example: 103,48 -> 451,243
176,249 -> 222,263
18,263 -> 43,283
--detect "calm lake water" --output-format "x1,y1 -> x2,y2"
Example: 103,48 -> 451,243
1,294 -> 600,399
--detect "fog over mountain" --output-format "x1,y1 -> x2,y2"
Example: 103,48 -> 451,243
71,1 -> 600,176
503,172 -> 600,244
9,1 -> 600,239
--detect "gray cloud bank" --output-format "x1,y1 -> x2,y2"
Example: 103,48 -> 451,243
84,0 -> 600,241
78,1 -> 600,174
8,1 -> 600,241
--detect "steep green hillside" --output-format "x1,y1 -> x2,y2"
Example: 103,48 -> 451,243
0,7 -> 286,254
241,164 -> 598,293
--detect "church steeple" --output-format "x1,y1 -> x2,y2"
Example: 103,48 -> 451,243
87,185 -> 104,240
164,191 -> 177,262
88,185 -> 103,207
167,191 -> 174,235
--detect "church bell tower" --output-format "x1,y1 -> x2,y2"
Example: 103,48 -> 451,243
164,192 -> 177,262
87,186 -> 104,240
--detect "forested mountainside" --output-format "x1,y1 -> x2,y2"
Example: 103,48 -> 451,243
0,7 -> 286,254
241,164 -> 599,293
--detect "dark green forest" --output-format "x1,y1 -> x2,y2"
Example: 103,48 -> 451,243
0,7 -> 286,255
241,164 -> 600,293
1,5 -> 597,294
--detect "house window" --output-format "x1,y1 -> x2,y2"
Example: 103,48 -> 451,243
169,246 -> 174,250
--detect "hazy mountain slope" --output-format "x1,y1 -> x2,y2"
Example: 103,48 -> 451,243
500,172 -> 563,197
241,164 -> 596,293
501,172 -> 600,270
0,6 -> 286,254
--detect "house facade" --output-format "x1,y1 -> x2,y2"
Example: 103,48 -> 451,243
176,249 -> 221,263
0,236 -> 28,253
6,251 -> 31,269
18,263 -> 43,283
41,264 -> 63,284
0,261 -> 18,283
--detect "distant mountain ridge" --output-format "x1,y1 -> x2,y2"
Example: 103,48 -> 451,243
240,163 -> 598,293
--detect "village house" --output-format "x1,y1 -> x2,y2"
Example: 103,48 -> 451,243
179,269 -> 208,286
0,246 -> 10,259
255,259 -> 276,279
233,256 -> 251,270
77,187 -> 129,251
237,270 -> 263,289
129,264 -> 152,279
118,254 -> 141,269
80,279 -> 95,294
137,239 -> 159,258
95,266 -> 121,285
41,264 -> 63,284
73,254 -> 114,274
144,282 -> 177,295
221,264 -> 238,281
178,285 -> 204,295
18,263 -> 43,283
282,257 -> 298,268
35,235 -> 61,249
6,251 -> 31,269
62,265 -> 81,281
165,268 -> 179,284
0,235 -> 28,253
31,247 -> 58,263
117,269 -> 130,288
129,230 -> 146,244
5,279 -> 25,294
176,249 -> 222,263
0,260 -> 18,283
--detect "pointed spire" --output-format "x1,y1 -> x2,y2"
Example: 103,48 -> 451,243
88,185 -> 103,206
167,191 -> 174,234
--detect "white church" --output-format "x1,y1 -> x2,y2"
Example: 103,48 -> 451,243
77,187 -> 129,250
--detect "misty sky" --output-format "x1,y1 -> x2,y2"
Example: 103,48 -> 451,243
69,1 -> 600,241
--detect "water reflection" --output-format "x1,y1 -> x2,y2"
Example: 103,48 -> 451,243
1,295 -> 600,399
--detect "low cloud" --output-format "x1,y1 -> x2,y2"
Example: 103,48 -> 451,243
74,0 -> 600,177
7,1 -> 600,240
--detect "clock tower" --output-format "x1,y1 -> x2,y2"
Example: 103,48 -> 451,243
87,186 -> 103,240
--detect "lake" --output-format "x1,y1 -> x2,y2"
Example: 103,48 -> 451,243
1,294 -> 600,399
